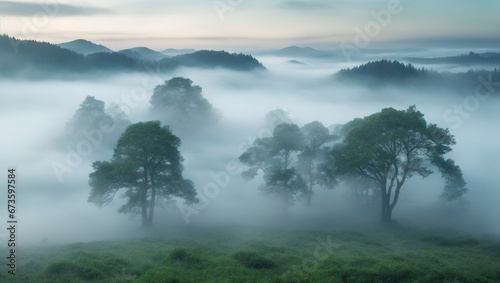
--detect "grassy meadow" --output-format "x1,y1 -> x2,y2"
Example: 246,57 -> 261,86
1,225 -> 499,283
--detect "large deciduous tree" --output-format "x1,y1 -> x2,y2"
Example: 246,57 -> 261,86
150,77 -> 219,133
88,121 -> 197,227
297,121 -> 337,206
239,123 -> 307,217
65,96 -> 130,148
66,96 -> 111,133
330,106 -> 467,223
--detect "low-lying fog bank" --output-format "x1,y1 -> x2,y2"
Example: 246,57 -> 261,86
1,55 -> 499,245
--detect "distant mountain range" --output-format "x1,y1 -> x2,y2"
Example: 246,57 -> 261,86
0,35 -> 266,78
118,47 -> 167,62
257,46 -> 337,58
3,35 -> 498,86
161,48 -> 197,57
405,52 -> 500,66
58,39 -> 113,55
276,46 -> 334,58
58,39 -> 197,60
288,60 -> 306,65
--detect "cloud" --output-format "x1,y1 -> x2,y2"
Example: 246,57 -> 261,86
389,36 -> 500,49
0,1 -> 110,16
278,0 -> 332,10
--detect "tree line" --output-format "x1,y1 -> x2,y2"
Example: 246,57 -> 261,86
239,106 -> 467,222
79,78 -> 467,226
335,59 -> 500,94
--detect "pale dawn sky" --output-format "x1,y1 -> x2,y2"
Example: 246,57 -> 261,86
0,0 -> 499,50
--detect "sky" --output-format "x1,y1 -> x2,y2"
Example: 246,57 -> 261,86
0,0 -> 499,50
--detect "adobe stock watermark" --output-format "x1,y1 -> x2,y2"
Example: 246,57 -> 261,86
213,0 -> 245,21
443,74 -> 500,130
176,109 -> 293,224
339,0 -> 407,61
51,65 -> 165,182
8,0 -> 61,54
281,235 -> 341,280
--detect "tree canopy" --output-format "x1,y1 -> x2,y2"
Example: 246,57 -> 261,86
88,121 -> 197,227
329,106 -> 467,223
65,96 -> 130,148
66,96 -> 111,133
150,77 -> 220,133
297,121 -> 337,206
239,123 -> 307,216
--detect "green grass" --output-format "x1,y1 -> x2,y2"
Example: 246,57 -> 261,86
233,251 -> 276,269
1,225 -> 499,282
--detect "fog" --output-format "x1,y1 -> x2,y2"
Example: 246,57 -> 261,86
1,52 -> 499,245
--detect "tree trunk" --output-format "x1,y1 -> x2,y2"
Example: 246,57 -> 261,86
382,179 -> 404,224
379,182 -> 392,223
148,177 -> 156,227
283,152 -> 290,218
306,175 -> 313,207
141,165 -> 151,227
381,205 -> 392,223
283,184 -> 289,218
283,202 -> 289,218
141,187 -> 149,227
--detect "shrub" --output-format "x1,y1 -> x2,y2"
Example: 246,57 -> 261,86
233,251 -> 276,269
169,248 -> 202,265
139,269 -> 186,283
45,260 -> 104,281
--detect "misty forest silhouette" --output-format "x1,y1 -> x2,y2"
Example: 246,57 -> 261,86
0,35 -> 265,78
65,76 -> 468,227
3,34 -> 495,232
335,59 -> 500,91
1,34 -> 499,94
2,33 -> 500,283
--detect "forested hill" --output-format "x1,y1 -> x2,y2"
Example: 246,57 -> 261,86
1,34 -> 87,76
336,60 -> 431,82
158,50 -> 266,71
334,59 -> 500,93
0,35 -> 266,78
58,39 -> 114,55
406,52 -> 500,66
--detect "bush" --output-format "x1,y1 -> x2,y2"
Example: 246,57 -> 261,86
45,260 -> 104,281
139,269 -> 185,283
169,248 -> 202,265
233,251 -> 276,269
153,247 -> 203,268
423,236 -> 479,247
44,252 -> 131,282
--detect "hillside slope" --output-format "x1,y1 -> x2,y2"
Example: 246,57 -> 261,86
58,39 -> 113,55
0,35 -> 266,78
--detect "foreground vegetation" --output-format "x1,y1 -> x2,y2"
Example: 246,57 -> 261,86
1,225 -> 499,282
